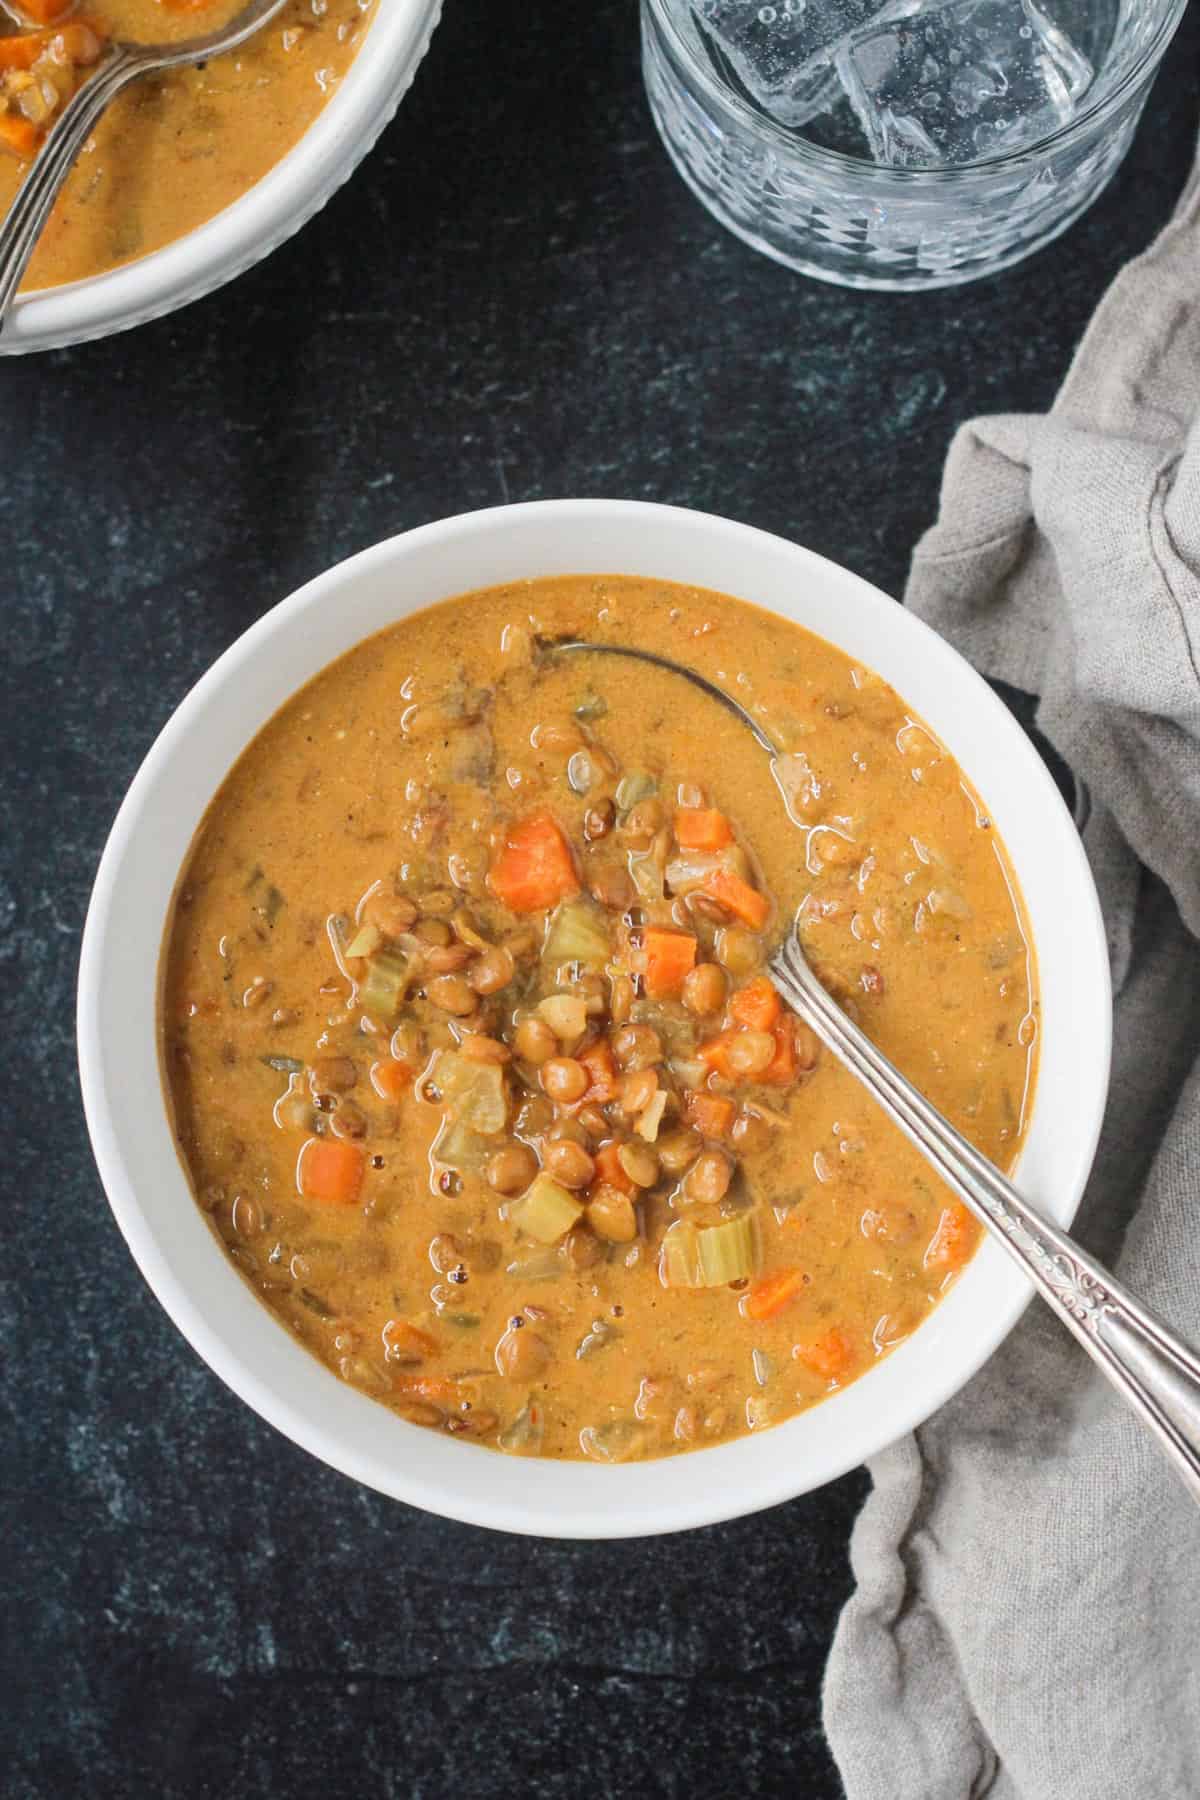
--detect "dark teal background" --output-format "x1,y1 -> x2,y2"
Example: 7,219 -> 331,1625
2,2 -> 1196,1793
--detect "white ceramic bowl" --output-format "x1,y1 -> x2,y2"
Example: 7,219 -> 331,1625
1,0 -> 441,356
78,500 -> 1112,1537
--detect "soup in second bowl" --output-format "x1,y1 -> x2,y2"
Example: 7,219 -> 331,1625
162,575 -> 1037,1461
0,0 -> 376,292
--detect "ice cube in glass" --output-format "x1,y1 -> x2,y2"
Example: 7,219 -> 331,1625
834,0 -> 1093,167
695,0 -> 916,126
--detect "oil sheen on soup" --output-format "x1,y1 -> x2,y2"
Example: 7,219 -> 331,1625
162,576 -> 1038,1463
0,0 -> 375,293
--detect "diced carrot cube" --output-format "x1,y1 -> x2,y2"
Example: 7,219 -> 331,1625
371,1058 -> 415,1102
393,1375 -> 463,1410
488,810 -> 580,913
760,1017 -> 800,1086
12,0 -> 72,22
924,1201 -> 977,1275
697,1029 -> 741,1082
579,1040 -> 619,1103
385,1320 -> 438,1359
0,32 -> 48,67
593,1140 -> 635,1197
794,1326 -> 856,1382
641,927 -> 697,998
729,975 -> 781,1032
675,808 -> 733,851
685,1092 -> 736,1139
703,868 -> 770,930
742,1268 -> 805,1322
297,1137 -> 365,1206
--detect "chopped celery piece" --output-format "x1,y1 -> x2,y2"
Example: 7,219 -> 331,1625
359,947 -> 411,1020
432,1117 -> 492,1174
498,1397 -> 546,1455
543,898 -> 611,969
660,1221 -> 701,1289
579,1419 -> 648,1462
659,1213 -> 759,1288
698,1212 -> 758,1286
505,1248 -> 563,1281
345,923 -> 382,959
664,844 -> 750,896
616,771 -> 657,812
629,852 -> 665,903
635,1090 -> 668,1142
434,1052 -> 508,1134
537,993 -> 588,1040
510,1174 -> 583,1244
574,693 -> 608,722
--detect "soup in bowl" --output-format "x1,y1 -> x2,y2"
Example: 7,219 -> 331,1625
0,0 -> 440,353
78,501 -> 1111,1534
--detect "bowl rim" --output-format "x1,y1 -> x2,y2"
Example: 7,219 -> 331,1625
0,0 -> 442,356
77,499 -> 1112,1536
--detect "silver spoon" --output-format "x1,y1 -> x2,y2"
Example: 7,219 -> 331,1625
0,0 -> 288,325
550,637 -> 1200,1502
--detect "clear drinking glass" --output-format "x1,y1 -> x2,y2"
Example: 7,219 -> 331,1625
641,0 -> 1189,289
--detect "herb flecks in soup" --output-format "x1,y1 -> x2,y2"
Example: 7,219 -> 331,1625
163,577 -> 1038,1462
0,0 -> 375,292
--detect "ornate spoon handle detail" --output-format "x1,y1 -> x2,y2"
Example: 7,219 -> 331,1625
769,931 -> 1200,1504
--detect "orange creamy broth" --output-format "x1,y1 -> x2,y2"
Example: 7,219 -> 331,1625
161,575 -> 1038,1462
0,0 -> 375,291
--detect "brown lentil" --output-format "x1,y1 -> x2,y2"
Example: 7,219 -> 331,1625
469,944 -> 516,995
543,1139 -> 596,1190
540,1058 -> 590,1105
611,1024 -> 662,1072
685,1149 -> 734,1205
682,962 -> 727,1016
514,1016 -> 558,1065
428,974 -> 476,1015
485,1142 -> 539,1197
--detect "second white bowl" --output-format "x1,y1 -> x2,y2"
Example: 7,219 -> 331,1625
77,499 -> 1112,1535
2,0 -> 442,356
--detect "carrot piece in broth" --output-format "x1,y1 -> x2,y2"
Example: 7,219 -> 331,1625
729,976 -> 781,1032
703,868 -> 769,930
488,810 -> 580,913
743,1268 -> 805,1322
675,808 -> 733,851
297,1137 -> 365,1206
641,928 -> 697,998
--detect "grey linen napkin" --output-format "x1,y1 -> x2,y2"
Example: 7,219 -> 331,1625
824,143 -> 1200,1800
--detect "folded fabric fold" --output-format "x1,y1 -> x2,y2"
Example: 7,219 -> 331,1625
825,135 -> 1200,1800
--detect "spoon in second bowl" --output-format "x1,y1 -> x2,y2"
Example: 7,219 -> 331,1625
549,634 -> 1200,1503
0,0 -> 289,326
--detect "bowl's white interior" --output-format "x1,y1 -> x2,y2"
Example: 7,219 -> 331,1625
2,0 -> 441,356
77,500 -> 1111,1537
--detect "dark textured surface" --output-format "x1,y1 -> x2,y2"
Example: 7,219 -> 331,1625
2,2 -> 1197,1795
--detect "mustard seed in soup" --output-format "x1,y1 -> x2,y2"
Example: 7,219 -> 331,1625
162,576 -> 1038,1462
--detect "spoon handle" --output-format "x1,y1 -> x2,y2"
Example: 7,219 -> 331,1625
0,45 -> 142,327
769,932 -> 1200,1504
